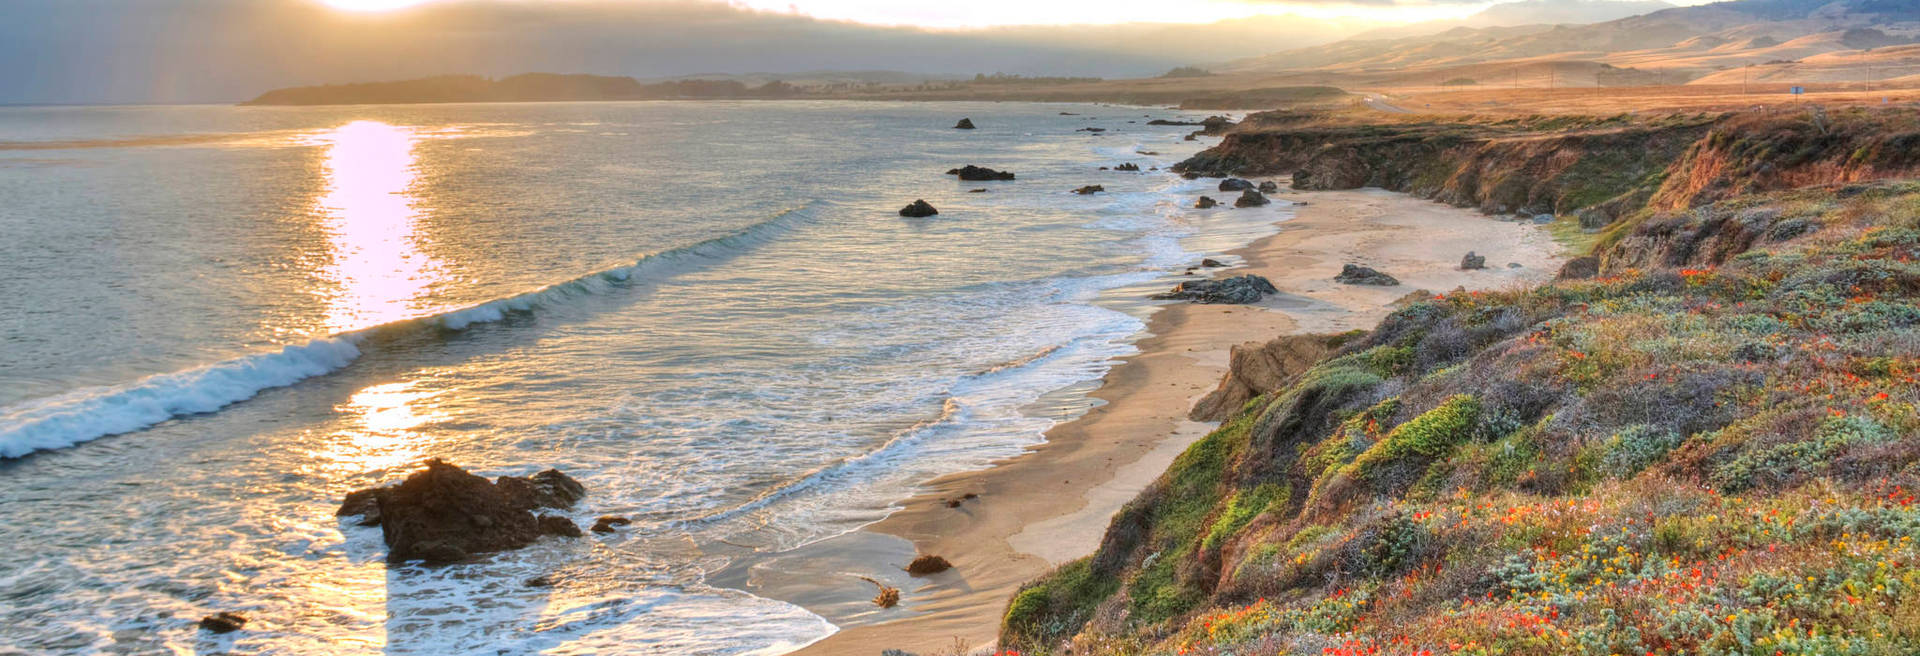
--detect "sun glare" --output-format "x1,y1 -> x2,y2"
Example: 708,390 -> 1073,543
322,0 -> 429,11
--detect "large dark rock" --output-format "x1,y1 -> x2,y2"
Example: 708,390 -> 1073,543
1218,178 -> 1255,192
1235,190 -> 1271,207
1333,264 -> 1400,286
947,165 -> 1015,181
1258,180 -> 1280,194
1460,251 -> 1487,270
954,118 -> 975,129
1558,256 -> 1601,280
899,200 -> 939,217
1152,274 -> 1278,304
1195,196 -> 1219,209
337,459 -> 587,564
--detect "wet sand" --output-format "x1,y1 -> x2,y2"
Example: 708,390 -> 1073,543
746,187 -> 1566,655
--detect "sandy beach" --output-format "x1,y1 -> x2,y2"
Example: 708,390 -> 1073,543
744,187 -> 1567,656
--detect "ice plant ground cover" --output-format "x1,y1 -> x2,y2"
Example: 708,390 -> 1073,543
1002,182 -> 1920,656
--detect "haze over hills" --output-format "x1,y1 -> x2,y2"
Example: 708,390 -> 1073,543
1225,0 -> 1920,83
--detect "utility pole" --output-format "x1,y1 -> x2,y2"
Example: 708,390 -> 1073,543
1742,64 -> 1749,95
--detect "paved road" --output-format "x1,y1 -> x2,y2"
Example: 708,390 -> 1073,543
1362,93 -> 1414,114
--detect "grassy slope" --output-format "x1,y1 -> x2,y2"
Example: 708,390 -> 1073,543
1000,108 -> 1920,656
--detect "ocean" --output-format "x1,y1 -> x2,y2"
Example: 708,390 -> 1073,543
0,100 -> 1285,654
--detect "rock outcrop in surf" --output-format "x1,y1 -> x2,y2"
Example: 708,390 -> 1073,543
338,459 -> 586,563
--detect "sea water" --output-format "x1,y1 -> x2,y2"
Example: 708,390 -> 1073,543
0,101 -> 1285,655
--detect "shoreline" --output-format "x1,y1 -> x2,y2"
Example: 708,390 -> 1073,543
741,187 -> 1567,655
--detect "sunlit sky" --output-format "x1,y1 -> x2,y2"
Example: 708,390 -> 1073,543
318,0 -> 1717,28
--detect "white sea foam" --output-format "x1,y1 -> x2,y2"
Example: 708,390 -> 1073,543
0,203 -> 822,459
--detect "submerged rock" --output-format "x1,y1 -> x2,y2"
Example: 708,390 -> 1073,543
1152,274 -> 1278,304
906,554 -> 953,576
1195,196 -> 1219,209
1218,178 -> 1254,192
1114,163 -> 1140,172
899,200 -> 939,217
954,118 -> 975,130
1235,190 -> 1271,207
1078,127 -> 1106,133
590,516 -> 632,533
947,165 -> 1014,181
1461,251 -> 1487,270
1147,119 -> 1202,126
1334,264 -> 1400,286
336,459 -> 587,564
1073,185 -> 1105,195
199,612 -> 248,634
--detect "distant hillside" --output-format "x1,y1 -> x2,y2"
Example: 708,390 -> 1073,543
1226,0 -> 1920,79
242,73 -> 804,106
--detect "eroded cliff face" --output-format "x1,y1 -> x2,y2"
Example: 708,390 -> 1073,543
1176,107 -> 1920,230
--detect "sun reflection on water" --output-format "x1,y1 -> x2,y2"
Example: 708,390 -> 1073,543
310,120 -> 446,334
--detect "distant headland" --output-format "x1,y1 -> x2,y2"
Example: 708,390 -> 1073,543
241,73 -> 805,105
240,72 -> 1352,109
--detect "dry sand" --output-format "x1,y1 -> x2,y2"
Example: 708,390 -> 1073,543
750,188 -> 1565,655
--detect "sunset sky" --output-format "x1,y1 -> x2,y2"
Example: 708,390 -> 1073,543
0,0 -> 1714,105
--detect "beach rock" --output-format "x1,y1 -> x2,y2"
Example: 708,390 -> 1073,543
337,459 -> 587,564
336,488 -> 383,526
881,650 -> 920,656
1184,133 -> 1198,141
590,516 -> 632,533
1152,274 -> 1277,305
1557,256 -> 1600,280
1235,190 -> 1271,207
1114,163 -> 1140,172
1460,251 -> 1487,270
1190,333 -> 1351,422
1218,178 -> 1254,192
1509,262 -> 1523,268
537,515 -> 583,538
1195,196 -> 1218,209
899,200 -> 938,217
199,612 -> 248,634
495,469 -> 586,512
1334,264 -> 1399,286
906,554 -> 953,576
1072,185 -> 1105,195
1257,180 -> 1279,194
1200,258 -> 1226,268
953,118 -> 975,130
947,165 -> 1014,181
